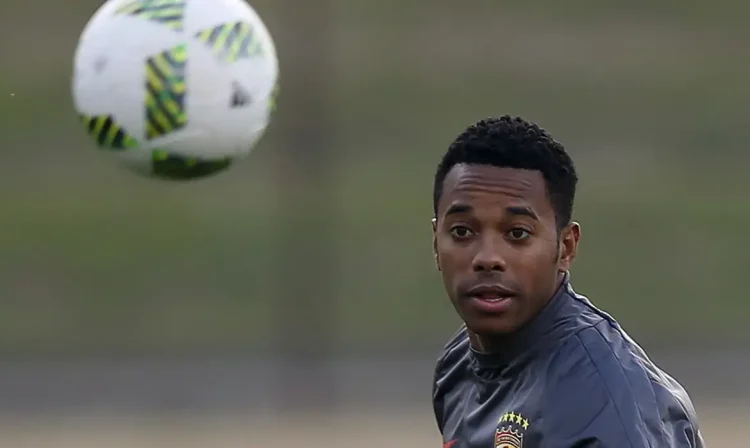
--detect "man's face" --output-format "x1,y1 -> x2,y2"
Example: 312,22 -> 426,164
432,164 -> 580,337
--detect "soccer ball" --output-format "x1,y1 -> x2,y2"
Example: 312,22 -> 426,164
72,0 -> 279,180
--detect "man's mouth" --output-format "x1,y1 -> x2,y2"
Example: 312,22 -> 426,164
464,284 -> 517,313
466,284 -> 516,300
473,293 -> 510,302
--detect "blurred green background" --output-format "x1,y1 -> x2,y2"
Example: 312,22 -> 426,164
1,1 -> 749,445
2,0 -> 748,357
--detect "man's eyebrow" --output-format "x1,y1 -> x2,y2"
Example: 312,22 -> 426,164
443,204 -> 539,220
506,205 -> 539,221
445,203 -> 473,216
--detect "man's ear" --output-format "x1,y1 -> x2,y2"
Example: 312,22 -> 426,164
432,218 -> 440,271
558,222 -> 581,272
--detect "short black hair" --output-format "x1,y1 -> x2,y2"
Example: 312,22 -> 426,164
433,115 -> 578,229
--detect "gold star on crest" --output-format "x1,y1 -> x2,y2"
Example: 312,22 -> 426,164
497,411 -> 532,431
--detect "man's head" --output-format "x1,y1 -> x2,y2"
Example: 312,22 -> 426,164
432,116 -> 581,344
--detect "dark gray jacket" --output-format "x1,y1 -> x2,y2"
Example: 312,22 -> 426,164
432,278 -> 704,447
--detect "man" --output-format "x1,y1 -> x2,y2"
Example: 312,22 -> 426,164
431,116 -> 703,447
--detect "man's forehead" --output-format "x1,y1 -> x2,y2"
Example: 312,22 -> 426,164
442,164 -> 545,198
436,164 -> 553,220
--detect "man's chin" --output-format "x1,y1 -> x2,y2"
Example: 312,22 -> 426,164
464,315 -> 522,338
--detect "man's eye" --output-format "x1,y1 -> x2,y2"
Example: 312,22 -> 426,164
508,228 -> 530,240
450,226 -> 473,238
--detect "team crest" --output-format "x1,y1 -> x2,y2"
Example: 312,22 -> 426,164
495,411 -> 530,448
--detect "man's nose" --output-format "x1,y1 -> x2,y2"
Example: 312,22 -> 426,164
472,236 -> 506,272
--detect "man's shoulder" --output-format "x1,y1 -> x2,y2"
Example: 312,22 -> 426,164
432,326 -> 476,407
552,314 -> 695,409
437,325 -> 470,363
433,325 -> 471,385
431,326 -> 473,435
573,313 -> 696,408
537,317 -> 702,445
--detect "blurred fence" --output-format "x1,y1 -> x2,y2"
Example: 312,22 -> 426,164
1,1 -> 750,443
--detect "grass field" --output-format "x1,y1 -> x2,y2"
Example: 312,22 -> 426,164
0,406 -> 745,447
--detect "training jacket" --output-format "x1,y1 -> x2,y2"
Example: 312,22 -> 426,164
432,275 -> 704,447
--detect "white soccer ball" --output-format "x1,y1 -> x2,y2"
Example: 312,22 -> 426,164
72,0 -> 279,180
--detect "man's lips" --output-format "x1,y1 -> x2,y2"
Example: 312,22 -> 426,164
465,283 -> 516,299
464,283 -> 517,313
